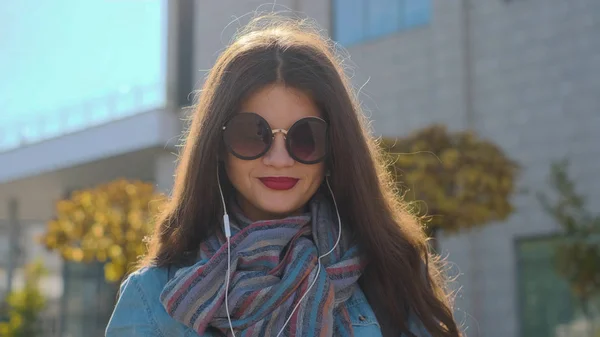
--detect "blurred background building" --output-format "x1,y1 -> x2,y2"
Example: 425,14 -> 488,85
0,1 -> 598,336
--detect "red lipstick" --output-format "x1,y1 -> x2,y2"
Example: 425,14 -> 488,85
259,177 -> 299,190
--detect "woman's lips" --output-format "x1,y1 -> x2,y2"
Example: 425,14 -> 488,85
259,177 -> 299,190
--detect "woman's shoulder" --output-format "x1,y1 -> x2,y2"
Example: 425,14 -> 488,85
106,266 -> 168,323
107,265 -> 203,337
116,265 -> 173,309
125,265 -> 172,292
118,265 -> 181,317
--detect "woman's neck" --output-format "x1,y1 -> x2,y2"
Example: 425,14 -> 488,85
234,194 -> 308,222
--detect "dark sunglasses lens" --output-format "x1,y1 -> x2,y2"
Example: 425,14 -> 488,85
288,119 -> 327,163
224,114 -> 271,159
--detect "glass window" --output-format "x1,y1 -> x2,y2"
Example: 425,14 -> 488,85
333,0 -> 432,45
332,0 -> 366,46
404,0 -> 432,27
517,237 -> 600,337
366,0 -> 401,39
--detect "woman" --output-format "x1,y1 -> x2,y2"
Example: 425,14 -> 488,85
106,15 -> 461,337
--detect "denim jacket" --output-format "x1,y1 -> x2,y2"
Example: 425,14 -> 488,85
105,266 -> 430,337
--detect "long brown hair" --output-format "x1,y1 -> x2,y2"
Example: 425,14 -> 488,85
142,14 -> 460,337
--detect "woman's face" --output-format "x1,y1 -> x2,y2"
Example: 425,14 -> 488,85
225,84 -> 325,221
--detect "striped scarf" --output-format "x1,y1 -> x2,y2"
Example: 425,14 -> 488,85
160,194 -> 365,336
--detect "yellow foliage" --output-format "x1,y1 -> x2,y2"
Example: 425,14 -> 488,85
104,262 -> 125,283
0,261 -> 47,337
40,179 -> 166,283
381,125 -> 518,236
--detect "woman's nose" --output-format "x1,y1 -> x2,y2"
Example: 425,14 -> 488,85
262,133 -> 294,167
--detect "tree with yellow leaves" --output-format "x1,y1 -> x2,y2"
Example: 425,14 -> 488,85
380,124 -> 518,242
40,179 -> 165,283
0,260 -> 47,337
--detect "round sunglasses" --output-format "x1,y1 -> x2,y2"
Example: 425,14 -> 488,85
222,112 -> 328,165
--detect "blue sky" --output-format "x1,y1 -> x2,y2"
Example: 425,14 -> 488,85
0,0 -> 165,126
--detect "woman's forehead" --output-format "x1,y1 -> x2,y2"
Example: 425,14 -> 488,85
239,84 -> 321,129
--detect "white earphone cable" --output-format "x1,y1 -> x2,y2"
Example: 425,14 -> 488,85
217,166 -> 236,337
225,237 -> 234,337
218,167 -> 341,337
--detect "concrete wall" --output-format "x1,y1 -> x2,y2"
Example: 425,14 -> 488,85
441,1 -> 600,336
341,0 -> 470,135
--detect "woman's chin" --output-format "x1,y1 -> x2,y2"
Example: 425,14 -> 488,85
255,198 -> 305,219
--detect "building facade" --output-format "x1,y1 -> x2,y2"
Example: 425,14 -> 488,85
0,1 -> 598,336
